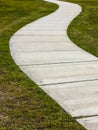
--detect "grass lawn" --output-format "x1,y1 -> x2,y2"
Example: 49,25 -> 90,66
64,0 -> 98,57
0,0 -> 85,129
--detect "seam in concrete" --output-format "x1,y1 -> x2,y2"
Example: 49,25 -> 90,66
19,60 -> 98,66
39,79 -> 98,86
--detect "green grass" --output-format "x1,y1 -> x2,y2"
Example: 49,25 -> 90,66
64,0 -> 98,57
0,0 -> 85,129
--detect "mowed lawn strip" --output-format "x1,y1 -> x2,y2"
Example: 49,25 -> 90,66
64,0 -> 98,57
0,0 -> 85,129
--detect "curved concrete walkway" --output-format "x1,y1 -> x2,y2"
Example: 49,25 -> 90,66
10,0 -> 98,129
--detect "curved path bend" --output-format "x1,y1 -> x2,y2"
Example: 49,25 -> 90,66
10,0 -> 98,129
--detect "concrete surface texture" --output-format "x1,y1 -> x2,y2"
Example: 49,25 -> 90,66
9,0 -> 98,129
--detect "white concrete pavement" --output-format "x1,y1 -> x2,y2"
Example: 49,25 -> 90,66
10,0 -> 98,129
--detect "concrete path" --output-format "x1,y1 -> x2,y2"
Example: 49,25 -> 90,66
10,0 -> 98,129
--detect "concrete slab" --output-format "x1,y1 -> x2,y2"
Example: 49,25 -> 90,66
77,116 -> 98,130
14,31 -> 67,36
63,97 -> 98,117
10,36 -> 69,43
20,26 -> 65,31
11,51 -> 97,65
20,61 -> 98,85
40,80 -> 98,117
10,42 -> 80,52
